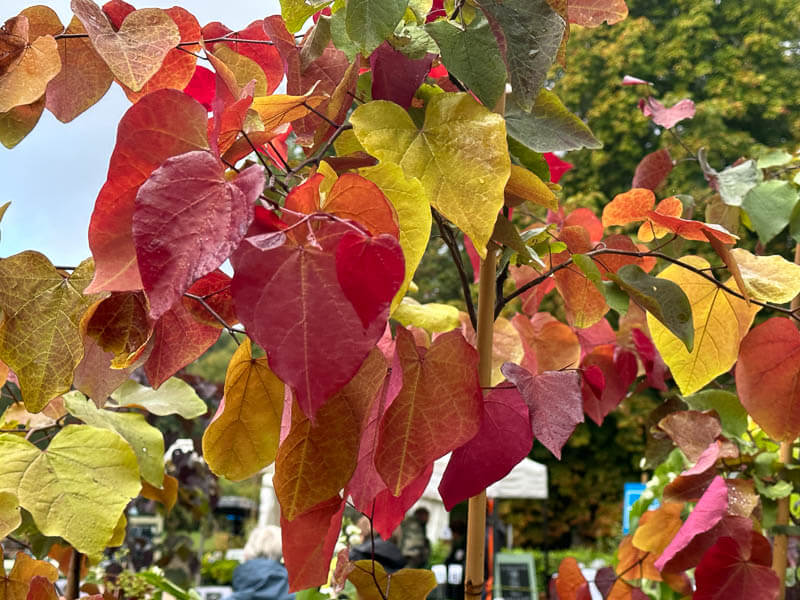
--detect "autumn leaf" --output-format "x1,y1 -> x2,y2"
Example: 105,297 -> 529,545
375,327 -> 482,495
71,0 -> 180,93
133,151 -> 264,320
552,226 -> 609,328
438,385 -> 533,510
502,364 -> 583,459
212,45 -> 267,97
602,188 -> 655,228
250,93 -> 326,132
141,473 -> 178,512
372,464 -> 433,539
348,561 -> 437,600
0,492 -> 20,539
568,0 -> 628,26
232,220 -> 394,419
555,557 -> 591,600
0,23 -> 61,113
181,270 -> 237,328
0,97 -> 45,149
637,196 -> 682,242
0,254 -> 99,413
275,350 -> 385,520
281,496 -> 344,591
632,148 -> 673,191
350,93 -> 510,257
203,338 -> 284,481
647,256 -> 758,395
0,425 -> 140,555
83,291 -> 152,368
0,553 -> 57,600
122,7 -> 200,102
511,312 -> 581,374
632,502 -> 684,556
111,377 -> 207,419
639,96 -> 695,129
505,165 -> 559,210
87,89 -> 210,293
693,532 -> 779,600
729,248 -> 800,303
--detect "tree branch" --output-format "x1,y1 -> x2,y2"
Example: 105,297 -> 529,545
432,209 -> 477,330
183,293 -> 241,345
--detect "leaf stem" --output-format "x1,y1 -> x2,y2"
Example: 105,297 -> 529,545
432,209 -> 477,330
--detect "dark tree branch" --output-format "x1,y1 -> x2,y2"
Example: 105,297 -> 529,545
432,209 -> 478,330
183,293 -> 241,345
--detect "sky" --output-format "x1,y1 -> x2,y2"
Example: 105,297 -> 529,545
1,0 -> 283,267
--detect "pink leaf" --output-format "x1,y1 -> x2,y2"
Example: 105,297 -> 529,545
438,385 -> 533,509
133,151 -> 263,320
621,74 -> 652,86
370,42 -> 434,109
501,363 -> 583,460
544,152 -> 573,183
639,96 -> 696,129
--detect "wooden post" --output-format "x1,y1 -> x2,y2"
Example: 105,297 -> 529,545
65,548 -> 82,600
464,244 -> 497,600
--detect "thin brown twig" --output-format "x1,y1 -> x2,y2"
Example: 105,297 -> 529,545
433,209 -> 478,330
183,293 -> 241,345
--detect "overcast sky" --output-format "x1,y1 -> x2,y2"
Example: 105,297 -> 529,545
1,1 -> 283,267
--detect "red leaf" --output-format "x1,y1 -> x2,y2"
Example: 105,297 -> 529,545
144,299 -> 220,388
263,15 -> 351,146
736,317 -> 800,441
372,463 -> 432,539
182,270 -> 237,328
575,318 -> 616,358
370,42 -> 434,109
231,221 -> 388,419
694,532 -> 779,600
562,208 -> 603,243
101,0 -> 134,29
438,385 -> 533,509
581,345 -> 636,425
336,232 -> 405,328
544,152 -> 573,183
375,327 -> 482,495
87,89 -> 210,293
632,148 -> 673,190
464,235 -> 481,283
639,96 -> 696,129
598,234 -> 652,277
26,576 -> 57,600
502,363 -> 583,460
654,476 -> 728,572
133,151 -> 263,319
281,496 -> 345,592
183,65 -> 215,111
202,20 -> 283,95
349,360 -> 403,513
632,328 -> 667,390
510,265 -> 555,316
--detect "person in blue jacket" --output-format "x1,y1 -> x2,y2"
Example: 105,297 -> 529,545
226,525 -> 294,600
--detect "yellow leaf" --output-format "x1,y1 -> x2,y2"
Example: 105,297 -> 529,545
333,128 -> 365,156
647,256 -> 759,395
505,164 -> 558,210
359,162 -> 432,312
0,425 -> 140,555
351,93 -> 510,257
730,248 -> 800,303
213,45 -> 268,97
0,492 -> 20,539
0,96 -> 45,149
107,512 -> 126,548
202,338 -> 284,481
0,32 -> 60,113
0,253 -> 102,412
348,561 -> 437,600
393,298 -> 460,332
251,93 -> 327,132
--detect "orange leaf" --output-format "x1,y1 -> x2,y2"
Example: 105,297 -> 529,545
47,544 -> 88,579
275,349 -> 386,520
71,0 -> 180,93
511,312 -> 580,373
251,93 -> 327,132
602,188 -> 654,228
141,473 -> 178,512
645,211 -> 737,244
0,96 -> 45,149
0,31 -> 61,114
555,557 -> 591,600
637,196 -> 682,242
616,534 -> 662,582
632,502 -> 684,556
375,328 -> 482,495
0,552 -> 58,600
123,7 -> 200,102
0,17 -> 28,76
552,226 -> 609,328
82,291 -> 152,369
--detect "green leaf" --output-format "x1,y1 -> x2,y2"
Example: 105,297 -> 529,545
279,0 -> 333,33
351,93 -> 510,257
300,15 -> 333,69
0,425 -> 140,555
756,149 -> 793,169
64,391 -> 165,487
0,253 -> 100,412
346,0 -> 409,55
505,91 -> 602,153
742,180 -> 799,244
425,15 -> 506,109
330,6 -> 360,61
477,0 -> 565,111
391,21 -> 439,60
609,264 -> 694,352
683,389 -> 747,438
754,477 -> 793,500
715,159 -> 762,207
507,137 -> 550,182
110,377 -> 207,419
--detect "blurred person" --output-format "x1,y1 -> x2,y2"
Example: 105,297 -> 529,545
225,525 -> 294,600
398,507 -> 431,569
349,515 -> 407,573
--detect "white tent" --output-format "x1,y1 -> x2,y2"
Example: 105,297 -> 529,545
259,454 -> 548,545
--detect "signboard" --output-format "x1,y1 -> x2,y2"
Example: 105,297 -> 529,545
623,482 -> 659,534
493,552 -> 536,600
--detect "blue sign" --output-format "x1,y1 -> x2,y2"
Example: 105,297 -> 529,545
623,482 -> 660,534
